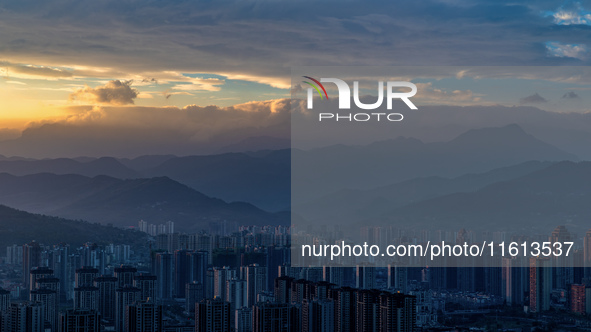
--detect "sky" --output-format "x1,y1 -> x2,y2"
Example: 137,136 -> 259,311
2,0 -> 591,157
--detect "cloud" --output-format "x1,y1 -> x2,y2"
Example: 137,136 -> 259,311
520,93 -> 547,104
0,128 -> 21,142
0,99 -> 291,157
161,89 -> 193,99
0,63 -> 73,79
549,4 -> 591,26
562,91 -> 580,99
172,77 -> 224,92
68,80 -> 139,105
414,82 -> 480,104
2,0 -> 591,91
545,42 -> 588,60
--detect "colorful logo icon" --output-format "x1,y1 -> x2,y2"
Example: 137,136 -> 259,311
302,76 -> 329,100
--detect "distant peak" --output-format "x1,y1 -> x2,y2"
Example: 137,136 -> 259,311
451,124 -> 529,142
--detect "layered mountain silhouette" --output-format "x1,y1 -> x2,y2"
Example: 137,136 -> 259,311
0,157 -> 139,178
0,124 -> 578,213
293,124 -> 577,204
371,161 -> 591,234
142,149 -> 291,212
0,204 -> 147,251
296,160 -> 554,223
0,174 -> 288,232
217,136 -> 290,153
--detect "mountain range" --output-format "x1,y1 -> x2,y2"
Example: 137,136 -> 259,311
0,204 -> 148,253
0,124 -> 582,235
366,161 -> 591,234
293,124 -> 577,204
0,173 -> 288,232
0,124 -> 577,212
295,160 -> 555,223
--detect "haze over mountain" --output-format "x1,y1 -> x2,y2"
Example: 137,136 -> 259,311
217,136 -> 290,153
143,149 -> 291,212
296,160 -> 555,223
292,105 -> 591,160
0,204 -> 147,253
0,124 -> 577,212
370,161 -> 591,234
293,124 -> 577,204
0,157 -> 139,178
2,106 -> 591,159
0,173 -> 288,232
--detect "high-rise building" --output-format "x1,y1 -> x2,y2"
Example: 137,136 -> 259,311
166,221 -> 175,234
6,244 -> 23,265
29,266 -> 53,292
195,298 -> 231,332
331,287 -> 356,332
188,251 -> 209,285
274,276 -> 293,304
246,264 -> 267,307
571,284 -> 587,314
214,267 -> 236,300
175,250 -> 191,298
356,289 -> 380,332
356,266 -> 376,290
156,253 -> 174,299
59,309 -> 100,332
529,257 -> 552,313
235,307 -> 253,332
206,268 -> 215,299
502,257 -> 528,306
76,267 -> 100,287
139,220 -> 148,233
134,274 -> 158,301
226,279 -> 247,313
584,229 -> 591,279
36,277 -> 60,300
0,287 -> 10,318
252,302 -> 297,332
52,245 -> 71,302
115,286 -> 142,332
5,302 -> 44,332
302,299 -> 334,332
290,279 -> 313,305
378,292 -> 416,332
30,288 -> 58,331
125,300 -> 163,332
550,226 -> 574,289
186,282 -> 204,313
23,241 -> 42,291
114,265 -> 137,288
323,267 -> 345,287
94,276 -> 117,322
387,265 -> 408,293
0,288 -> 10,330
266,247 -> 290,292
303,267 -> 323,283
313,281 -> 335,301
74,286 -> 99,311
